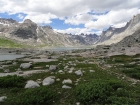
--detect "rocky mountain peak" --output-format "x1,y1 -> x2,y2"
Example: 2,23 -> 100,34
0,18 -> 17,25
23,19 -> 34,24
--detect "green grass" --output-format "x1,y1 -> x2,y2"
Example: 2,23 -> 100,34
0,54 -> 140,105
0,37 -> 29,48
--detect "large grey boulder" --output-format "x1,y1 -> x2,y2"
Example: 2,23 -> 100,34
25,80 -> 40,88
42,77 -> 55,86
49,65 -> 58,72
20,63 -> 32,69
0,96 -> 7,102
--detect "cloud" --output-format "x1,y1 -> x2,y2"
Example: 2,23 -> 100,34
24,13 -> 57,24
85,8 -> 140,30
0,0 -> 140,34
64,14 -> 95,25
17,14 -> 24,19
0,0 -> 140,23
54,28 -> 101,35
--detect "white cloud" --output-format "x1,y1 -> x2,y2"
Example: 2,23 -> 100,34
85,8 -> 140,30
24,13 -> 57,24
0,0 -> 140,34
0,0 -> 140,23
54,28 -> 101,35
17,14 -> 24,19
64,14 -> 96,25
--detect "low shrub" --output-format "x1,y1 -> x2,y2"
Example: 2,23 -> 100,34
0,75 -> 26,88
75,79 -> 131,105
9,86 -> 58,105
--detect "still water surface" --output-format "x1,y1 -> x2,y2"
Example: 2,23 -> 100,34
0,54 -> 24,61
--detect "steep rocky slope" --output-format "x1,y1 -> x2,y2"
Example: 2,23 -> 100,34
97,14 -> 140,45
95,28 -> 140,56
0,18 -> 98,47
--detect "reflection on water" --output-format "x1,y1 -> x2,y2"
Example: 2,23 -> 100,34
0,54 -> 24,61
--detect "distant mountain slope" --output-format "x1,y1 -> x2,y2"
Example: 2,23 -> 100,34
0,18 -> 99,47
97,14 -> 140,45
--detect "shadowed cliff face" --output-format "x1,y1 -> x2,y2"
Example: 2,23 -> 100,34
11,19 -> 37,40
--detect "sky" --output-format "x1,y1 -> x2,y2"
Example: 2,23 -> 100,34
0,0 -> 140,35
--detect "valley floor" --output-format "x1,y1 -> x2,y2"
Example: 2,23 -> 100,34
0,48 -> 140,105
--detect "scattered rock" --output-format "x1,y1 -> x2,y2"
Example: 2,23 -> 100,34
36,79 -> 42,84
62,79 -> 72,84
64,66 -> 69,69
46,65 -> 49,68
20,63 -> 32,69
75,70 -> 83,76
6,61 -> 12,64
0,96 -> 7,102
62,85 -> 71,89
49,65 -> 58,72
12,62 -> 17,65
4,69 -> 10,73
16,70 -> 23,74
89,70 -> 95,72
42,77 -> 55,86
76,102 -> 80,105
25,80 -> 40,88
58,70 -> 63,73
56,78 -> 60,81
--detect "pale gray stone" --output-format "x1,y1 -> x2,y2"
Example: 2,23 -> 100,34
62,85 -> 71,89
20,63 -> 32,69
62,79 -> 72,84
0,96 -> 7,102
49,65 -> 58,72
25,80 -> 40,88
42,77 -> 55,86
75,70 -> 83,76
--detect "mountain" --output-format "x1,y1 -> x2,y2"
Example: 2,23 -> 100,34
95,27 -> 140,56
97,14 -> 140,45
0,18 -> 98,47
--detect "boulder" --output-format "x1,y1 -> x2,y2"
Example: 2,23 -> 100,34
0,96 -> 7,102
89,70 -> 95,72
42,77 -> 55,86
12,62 -> 17,65
25,80 -> 40,88
62,85 -> 71,89
6,61 -> 12,64
4,69 -> 10,73
49,65 -> 58,72
62,79 -> 72,84
46,65 -> 49,68
75,70 -> 83,76
20,63 -> 32,69
56,78 -> 60,81
16,69 -> 23,74
58,70 -> 63,73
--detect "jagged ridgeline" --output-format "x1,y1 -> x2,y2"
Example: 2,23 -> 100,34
0,14 -> 140,48
0,18 -> 99,47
